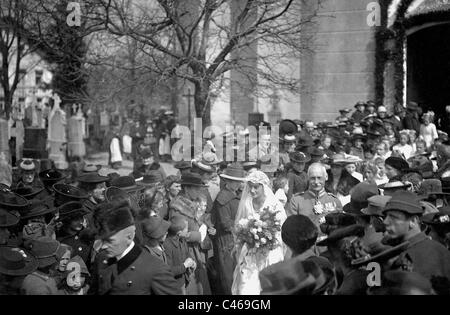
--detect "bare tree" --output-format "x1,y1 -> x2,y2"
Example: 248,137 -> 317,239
98,0 -> 319,126
0,0 -> 38,119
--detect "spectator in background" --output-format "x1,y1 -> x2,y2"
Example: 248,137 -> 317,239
404,102 -> 421,135
420,112 -> 439,149
393,131 -> 414,160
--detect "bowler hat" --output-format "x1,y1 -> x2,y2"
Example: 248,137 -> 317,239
310,148 -> 325,158
53,184 -> 89,206
76,173 -> 109,184
110,176 -> 144,193
289,151 -> 311,163
220,163 -> 246,181
139,171 -> 163,187
259,257 -> 319,295
178,172 -> 207,187
174,161 -> 192,170
351,241 -> 410,267
316,224 -> 365,247
242,161 -> 259,171
343,182 -> 379,215
39,169 -> 66,187
82,164 -> 101,173
0,209 -> 20,227
361,195 -> 392,216
407,102 -> 419,112
95,201 -> 135,240
141,216 -> 170,239
58,201 -> 89,219
23,237 -> 66,268
382,191 -> 423,215
12,186 -> 44,200
0,246 -> 38,276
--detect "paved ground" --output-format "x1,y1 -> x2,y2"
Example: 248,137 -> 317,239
84,152 -> 178,177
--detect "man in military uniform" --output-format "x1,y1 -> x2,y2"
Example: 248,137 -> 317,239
210,163 -> 245,295
92,200 -> 181,295
286,151 -> 310,201
287,163 -> 343,229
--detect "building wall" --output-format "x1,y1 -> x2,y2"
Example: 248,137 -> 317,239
300,0 -> 377,122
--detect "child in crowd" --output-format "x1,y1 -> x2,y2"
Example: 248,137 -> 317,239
273,175 -> 289,207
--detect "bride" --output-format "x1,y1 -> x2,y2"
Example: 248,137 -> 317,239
231,170 -> 287,295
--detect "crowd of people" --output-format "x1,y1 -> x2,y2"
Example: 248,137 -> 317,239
1,100 -> 450,295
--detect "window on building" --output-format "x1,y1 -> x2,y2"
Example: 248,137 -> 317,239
35,70 -> 43,85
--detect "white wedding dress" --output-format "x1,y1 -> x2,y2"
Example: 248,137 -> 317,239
231,172 -> 287,295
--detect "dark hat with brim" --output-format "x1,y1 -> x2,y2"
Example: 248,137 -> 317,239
220,163 -> 246,181
310,148 -> 325,158
53,184 -> 89,206
178,172 -> 207,187
104,187 -> 140,214
343,182 -> 379,215
23,237 -> 66,268
351,241 -> 410,267
0,209 -> 20,227
352,134 -> 367,141
12,186 -> 44,200
0,246 -> 38,276
39,169 -> 67,187
110,176 -> 144,193
289,151 -> 311,163
242,161 -> 260,171
354,101 -> 366,108
138,171 -> 164,187
0,189 -> 29,211
141,216 -> 171,239
58,201 -> 90,219
316,224 -> 365,247
77,172 -> 109,184
19,202 -> 56,220
174,161 -> 192,170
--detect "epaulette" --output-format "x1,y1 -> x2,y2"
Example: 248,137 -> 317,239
293,192 -> 305,197
327,193 -> 338,199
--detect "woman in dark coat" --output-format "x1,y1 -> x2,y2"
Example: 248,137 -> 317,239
325,159 -> 361,203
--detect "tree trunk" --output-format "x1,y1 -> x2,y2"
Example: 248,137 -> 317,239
194,81 -> 211,127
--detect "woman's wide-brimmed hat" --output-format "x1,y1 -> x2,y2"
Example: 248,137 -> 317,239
53,184 -> 89,207
39,169 -> 67,187
23,237 -> 66,268
192,152 -> 222,173
378,181 -> 412,191
0,246 -> 38,276
0,209 -> 20,227
316,224 -> 365,247
12,186 -> 44,200
331,154 -> 362,166
19,202 -> 56,221
19,159 -> 36,172
220,163 -> 246,181
58,201 -> 90,219
178,172 -> 207,187
0,189 -> 29,212
104,187 -> 141,214
76,172 -> 109,184
174,161 -> 192,170
110,176 -> 144,193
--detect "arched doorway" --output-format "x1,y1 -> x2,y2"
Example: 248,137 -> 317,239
407,22 -> 450,115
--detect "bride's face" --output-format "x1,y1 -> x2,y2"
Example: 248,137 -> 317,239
248,182 -> 264,199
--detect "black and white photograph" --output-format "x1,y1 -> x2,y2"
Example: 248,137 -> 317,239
0,0 -> 450,301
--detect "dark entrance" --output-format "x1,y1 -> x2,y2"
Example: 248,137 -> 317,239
407,23 -> 450,116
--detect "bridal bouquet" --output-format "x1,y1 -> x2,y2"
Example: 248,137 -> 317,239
235,205 -> 282,255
